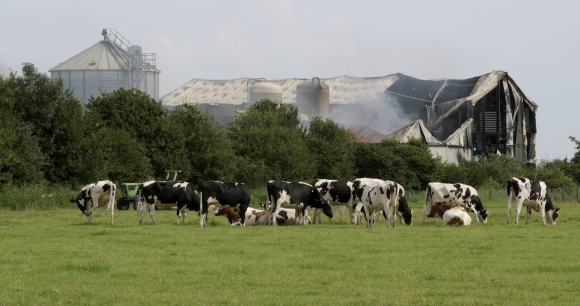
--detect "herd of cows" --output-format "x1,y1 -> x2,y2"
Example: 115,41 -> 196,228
69,177 -> 560,227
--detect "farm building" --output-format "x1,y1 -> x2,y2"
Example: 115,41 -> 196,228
49,29 -> 160,103
163,71 -> 537,164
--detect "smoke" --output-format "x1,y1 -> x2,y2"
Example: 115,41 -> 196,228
330,91 -> 415,136
0,63 -> 11,76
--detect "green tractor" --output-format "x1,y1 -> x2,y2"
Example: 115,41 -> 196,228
116,183 -> 142,210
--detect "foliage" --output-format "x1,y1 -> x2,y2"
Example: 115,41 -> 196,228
304,117 -> 356,180
229,99 -> 315,183
166,104 -> 235,184
569,136 -> 580,185
354,138 -> 439,190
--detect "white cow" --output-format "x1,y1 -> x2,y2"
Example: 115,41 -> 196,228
423,183 -> 488,224
507,177 -> 559,225
70,181 -> 116,224
217,206 -> 311,226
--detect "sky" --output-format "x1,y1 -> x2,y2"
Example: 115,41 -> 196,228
1,0 -> 578,159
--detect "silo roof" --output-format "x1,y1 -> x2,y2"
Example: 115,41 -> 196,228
50,40 -> 128,71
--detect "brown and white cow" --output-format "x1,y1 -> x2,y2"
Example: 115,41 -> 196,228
70,180 -> 116,225
427,202 -> 471,226
507,177 -> 559,225
423,183 -> 488,224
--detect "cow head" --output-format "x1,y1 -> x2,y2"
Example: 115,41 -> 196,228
547,208 -> 560,225
70,187 -> 92,214
311,188 -> 333,219
398,197 -> 413,225
478,208 -> 488,223
471,195 -> 488,223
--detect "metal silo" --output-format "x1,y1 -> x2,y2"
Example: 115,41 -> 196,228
247,79 -> 283,106
49,29 -> 160,103
296,77 -> 329,120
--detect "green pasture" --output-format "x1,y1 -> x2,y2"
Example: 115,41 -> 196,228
1,199 -> 580,305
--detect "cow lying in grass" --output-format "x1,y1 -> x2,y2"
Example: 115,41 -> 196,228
215,206 -> 310,226
427,202 -> 471,226
70,180 -> 116,225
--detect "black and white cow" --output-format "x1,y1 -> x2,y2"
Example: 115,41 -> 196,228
139,181 -> 200,225
352,178 -> 403,227
394,184 -> 413,226
352,179 -> 400,228
70,180 -> 116,225
507,177 -> 559,225
313,179 -> 354,224
423,183 -> 488,224
266,180 -> 333,226
199,181 -> 252,228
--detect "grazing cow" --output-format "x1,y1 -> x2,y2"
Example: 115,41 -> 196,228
427,202 -> 472,226
507,178 -> 559,225
313,179 -> 353,224
266,180 -> 332,226
354,181 -> 399,228
199,181 -> 251,228
139,181 -> 200,225
352,178 -> 401,227
394,184 -> 413,226
423,183 -> 488,224
70,181 -> 116,225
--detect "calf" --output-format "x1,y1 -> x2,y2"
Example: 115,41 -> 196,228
423,183 -> 488,224
313,179 -> 353,224
507,178 -> 559,225
199,181 -> 251,228
266,180 -> 332,225
139,181 -> 200,225
70,181 -> 116,225
427,202 -> 471,226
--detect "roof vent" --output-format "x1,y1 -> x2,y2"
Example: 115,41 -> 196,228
89,60 -> 96,66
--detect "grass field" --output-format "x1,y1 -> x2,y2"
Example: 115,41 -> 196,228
1,200 -> 580,305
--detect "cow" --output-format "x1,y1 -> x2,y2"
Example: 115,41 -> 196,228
70,181 -> 116,225
507,178 -> 559,225
139,181 -> 200,225
216,206 -> 310,226
313,179 -> 354,224
353,181 -> 399,228
352,178 -> 401,227
427,202 -> 472,226
266,180 -> 332,226
394,184 -> 413,225
199,181 -> 251,228
423,183 -> 488,224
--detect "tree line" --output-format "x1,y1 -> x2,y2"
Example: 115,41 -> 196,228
1,63 -> 579,191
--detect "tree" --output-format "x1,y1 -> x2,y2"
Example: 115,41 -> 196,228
229,99 -> 315,183
569,136 -> 580,185
167,104 -> 235,184
354,138 -> 439,190
304,117 -> 356,180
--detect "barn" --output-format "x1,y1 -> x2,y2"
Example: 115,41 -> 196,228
163,71 -> 537,164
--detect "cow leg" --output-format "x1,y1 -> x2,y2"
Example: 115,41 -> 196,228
149,204 -> 157,225
540,203 -> 547,226
365,207 -> 372,228
338,205 -> 346,222
316,208 -> 321,224
176,204 -> 182,225
139,201 -> 147,225
526,207 -> 531,224
423,201 -> 431,224
239,204 -> 248,226
515,200 -> 523,225
507,192 -> 513,224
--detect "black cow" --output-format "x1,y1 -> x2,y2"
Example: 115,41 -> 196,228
199,181 -> 252,228
266,180 -> 333,225
139,180 -> 200,225
507,177 -> 559,225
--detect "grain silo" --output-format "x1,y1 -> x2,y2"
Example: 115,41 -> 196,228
247,79 -> 283,106
296,77 -> 329,120
49,29 -> 160,103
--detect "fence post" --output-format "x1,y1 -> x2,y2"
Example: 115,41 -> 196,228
489,190 -> 492,202
562,188 -> 565,203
